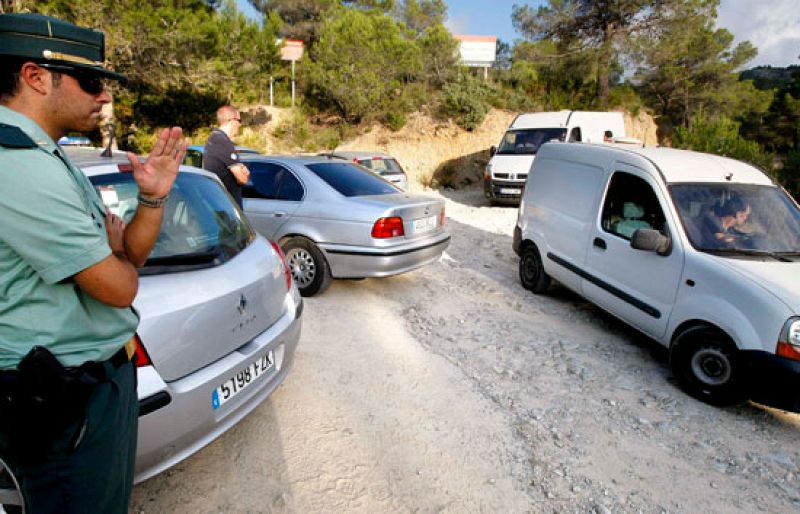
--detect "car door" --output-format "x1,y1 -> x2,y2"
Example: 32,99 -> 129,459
581,164 -> 685,339
242,162 -> 304,239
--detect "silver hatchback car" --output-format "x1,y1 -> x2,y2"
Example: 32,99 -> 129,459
71,148 -> 302,484
241,155 -> 450,297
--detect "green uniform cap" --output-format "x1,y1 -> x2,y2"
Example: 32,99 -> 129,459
0,13 -> 126,82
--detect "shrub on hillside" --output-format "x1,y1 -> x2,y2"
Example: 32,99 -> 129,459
439,73 -> 492,131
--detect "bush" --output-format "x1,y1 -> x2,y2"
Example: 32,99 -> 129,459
673,115 -> 773,172
439,73 -> 492,131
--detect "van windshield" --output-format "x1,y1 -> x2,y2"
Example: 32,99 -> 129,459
496,128 -> 567,155
671,183 -> 800,255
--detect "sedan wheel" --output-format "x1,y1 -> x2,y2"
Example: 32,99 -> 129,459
282,237 -> 331,297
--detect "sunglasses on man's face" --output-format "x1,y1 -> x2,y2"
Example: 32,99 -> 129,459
38,64 -> 108,95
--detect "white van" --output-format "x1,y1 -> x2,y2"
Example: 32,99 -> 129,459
485,111 -> 625,204
513,142 -> 800,411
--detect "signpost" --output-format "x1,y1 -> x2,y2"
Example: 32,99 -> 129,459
280,39 -> 304,107
455,35 -> 497,80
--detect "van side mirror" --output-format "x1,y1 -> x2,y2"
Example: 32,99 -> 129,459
489,146 -> 496,156
631,228 -> 671,256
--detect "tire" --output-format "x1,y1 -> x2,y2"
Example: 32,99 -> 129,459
519,243 -> 551,293
670,326 -> 748,407
0,455 -> 25,513
282,237 -> 331,297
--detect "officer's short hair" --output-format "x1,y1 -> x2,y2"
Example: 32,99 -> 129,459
0,56 -> 24,101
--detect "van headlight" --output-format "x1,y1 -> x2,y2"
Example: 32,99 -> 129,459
485,163 -> 493,180
777,317 -> 800,360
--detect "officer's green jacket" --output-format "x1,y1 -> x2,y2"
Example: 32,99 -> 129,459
0,106 -> 138,370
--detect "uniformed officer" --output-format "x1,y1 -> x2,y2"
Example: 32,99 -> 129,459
0,13 -> 187,513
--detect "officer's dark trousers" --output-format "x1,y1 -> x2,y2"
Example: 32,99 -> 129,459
1,359 -> 138,514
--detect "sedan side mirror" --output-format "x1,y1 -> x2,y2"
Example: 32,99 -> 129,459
631,228 -> 671,256
489,146 -> 496,157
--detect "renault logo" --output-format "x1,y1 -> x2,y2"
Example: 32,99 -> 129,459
237,294 -> 248,315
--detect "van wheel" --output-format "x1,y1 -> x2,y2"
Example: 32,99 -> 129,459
519,244 -> 551,293
670,326 -> 748,406
282,237 -> 331,297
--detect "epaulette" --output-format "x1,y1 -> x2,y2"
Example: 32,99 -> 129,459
0,123 -> 37,149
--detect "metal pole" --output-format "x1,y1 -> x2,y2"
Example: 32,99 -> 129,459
291,60 -> 296,107
270,76 -> 274,107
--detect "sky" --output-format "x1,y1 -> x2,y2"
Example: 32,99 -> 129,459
235,0 -> 800,68
444,0 -> 799,67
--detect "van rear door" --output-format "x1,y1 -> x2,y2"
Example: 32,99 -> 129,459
580,163 -> 684,339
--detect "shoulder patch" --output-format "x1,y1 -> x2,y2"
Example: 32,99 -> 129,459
0,123 -> 37,149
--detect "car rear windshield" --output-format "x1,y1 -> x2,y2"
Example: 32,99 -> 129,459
90,172 -> 254,274
357,158 -> 404,175
496,128 -> 567,155
306,162 -> 398,197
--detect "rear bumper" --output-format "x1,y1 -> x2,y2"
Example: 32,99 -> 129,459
484,179 -> 524,204
133,293 -> 302,484
745,350 -> 800,412
321,232 -> 450,278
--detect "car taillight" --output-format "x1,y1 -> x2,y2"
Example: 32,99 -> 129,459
118,163 -> 133,173
133,334 -> 152,367
270,240 -> 292,291
372,217 -> 404,238
439,207 -> 446,226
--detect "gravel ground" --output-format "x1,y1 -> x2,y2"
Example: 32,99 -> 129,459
131,187 -> 800,513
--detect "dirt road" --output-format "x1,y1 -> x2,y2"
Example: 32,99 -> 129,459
131,188 -> 800,513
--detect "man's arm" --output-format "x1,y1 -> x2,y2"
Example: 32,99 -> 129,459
74,128 -> 187,307
230,163 -> 250,185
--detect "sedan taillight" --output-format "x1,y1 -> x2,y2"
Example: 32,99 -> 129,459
372,217 -> 404,238
270,240 -> 292,291
133,334 -> 152,368
439,207 -> 446,227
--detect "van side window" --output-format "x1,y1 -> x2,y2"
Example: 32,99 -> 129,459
601,172 -> 666,239
568,128 -> 582,142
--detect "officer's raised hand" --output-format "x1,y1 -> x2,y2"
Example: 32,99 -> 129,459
127,127 -> 188,199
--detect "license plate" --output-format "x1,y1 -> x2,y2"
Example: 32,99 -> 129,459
499,188 -> 521,195
211,351 -> 274,410
413,215 -> 438,233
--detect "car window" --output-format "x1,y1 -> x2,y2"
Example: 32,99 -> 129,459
568,127 -> 582,142
306,162 -> 398,197
671,183 -> 800,253
601,172 -> 666,240
496,128 -> 567,155
184,149 -> 203,168
360,158 -> 404,175
90,172 -> 254,273
244,162 -> 304,201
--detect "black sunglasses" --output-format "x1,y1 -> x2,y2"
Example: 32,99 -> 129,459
38,64 -> 107,95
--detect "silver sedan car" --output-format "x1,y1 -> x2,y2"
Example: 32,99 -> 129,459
71,148 -> 302,484
240,155 -> 450,296
318,151 -> 409,191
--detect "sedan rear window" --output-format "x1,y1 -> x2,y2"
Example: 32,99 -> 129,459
90,172 -> 254,274
306,162 -> 398,197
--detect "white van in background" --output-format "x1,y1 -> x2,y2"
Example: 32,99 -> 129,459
484,111 -> 625,204
513,142 -> 800,411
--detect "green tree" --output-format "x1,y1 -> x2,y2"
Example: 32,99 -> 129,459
417,22 -> 459,87
396,0 -> 446,34
512,0 -> 681,108
633,1 -> 770,138
304,7 -> 421,122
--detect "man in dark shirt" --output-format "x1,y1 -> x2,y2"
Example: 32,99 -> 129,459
204,105 -> 249,206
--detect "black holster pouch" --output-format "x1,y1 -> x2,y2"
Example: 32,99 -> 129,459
0,346 -> 99,460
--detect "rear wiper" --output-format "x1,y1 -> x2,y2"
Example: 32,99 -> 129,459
699,248 -> 793,262
143,249 -> 220,267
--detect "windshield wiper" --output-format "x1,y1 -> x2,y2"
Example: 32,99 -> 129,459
143,249 -> 221,267
699,247 -> 793,262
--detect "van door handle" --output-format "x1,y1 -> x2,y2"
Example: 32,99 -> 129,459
593,237 -> 607,250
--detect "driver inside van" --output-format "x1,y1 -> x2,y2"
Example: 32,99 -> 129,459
699,194 -> 753,247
